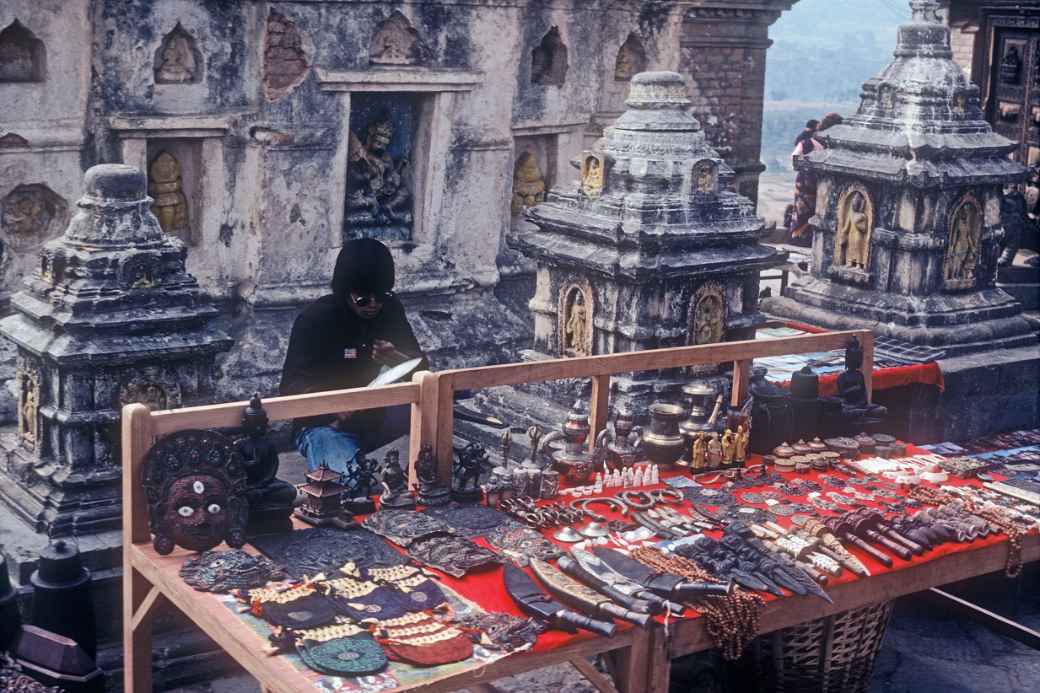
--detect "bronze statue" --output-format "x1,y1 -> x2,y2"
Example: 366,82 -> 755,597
149,151 -> 190,241
379,449 -> 414,509
453,442 -> 488,501
234,394 -> 295,534
836,337 -> 887,423
347,116 -> 413,230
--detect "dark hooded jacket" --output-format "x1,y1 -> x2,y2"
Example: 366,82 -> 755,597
279,239 -> 427,435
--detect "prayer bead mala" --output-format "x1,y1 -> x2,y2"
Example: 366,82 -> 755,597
630,547 -> 763,661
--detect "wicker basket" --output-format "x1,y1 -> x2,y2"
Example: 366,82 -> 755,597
750,600 -> 894,693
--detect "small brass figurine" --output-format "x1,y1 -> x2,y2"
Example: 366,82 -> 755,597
415,443 -> 450,506
453,442 -> 489,503
734,425 -> 749,463
379,449 -> 415,510
692,432 -> 707,470
721,428 -> 735,464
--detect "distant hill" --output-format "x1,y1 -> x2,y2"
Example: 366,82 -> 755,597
761,0 -> 910,170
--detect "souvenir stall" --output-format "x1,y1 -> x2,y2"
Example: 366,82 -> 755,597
119,329 -> 1040,693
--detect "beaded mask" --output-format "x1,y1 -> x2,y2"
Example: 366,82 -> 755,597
143,430 -> 249,555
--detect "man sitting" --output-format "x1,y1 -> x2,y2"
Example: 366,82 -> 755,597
279,238 -> 427,488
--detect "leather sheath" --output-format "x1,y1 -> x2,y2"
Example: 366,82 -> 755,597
530,559 -> 650,627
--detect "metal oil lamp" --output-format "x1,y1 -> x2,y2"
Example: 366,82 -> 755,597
537,400 -> 595,484
641,401 -> 687,469
594,406 -> 643,470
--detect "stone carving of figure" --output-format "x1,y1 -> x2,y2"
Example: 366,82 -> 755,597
19,370 -> 38,447
580,155 -> 604,199
838,190 -> 872,269
149,151 -> 190,241
692,284 -> 725,345
564,290 -> 589,356
614,34 -> 646,81
155,26 -> 198,84
120,382 -> 168,411
1,186 -> 50,235
1000,45 -> 1022,85
512,151 -> 546,214
696,162 -> 716,194
0,21 -> 40,82
945,200 -> 980,283
370,12 -> 420,65
347,116 -> 413,232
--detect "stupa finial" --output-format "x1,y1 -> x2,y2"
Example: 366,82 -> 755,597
910,0 -> 941,23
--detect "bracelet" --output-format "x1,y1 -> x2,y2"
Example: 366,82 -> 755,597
618,490 -> 654,510
653,488 -> 684,505
570,497 -> 628,522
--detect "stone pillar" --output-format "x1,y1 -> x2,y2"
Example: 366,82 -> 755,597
679,1 -> 796,205
0,164 -> 231,579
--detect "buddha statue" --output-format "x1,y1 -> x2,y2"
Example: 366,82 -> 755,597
839,191 -> 871,269
233,394 -> 296,534
564,291 -> 589,356
512,151 -> 546,214
580,155 -> 604,199
155,29 -> 198,84
149,151 -> 190,241
836,337 -> 887,424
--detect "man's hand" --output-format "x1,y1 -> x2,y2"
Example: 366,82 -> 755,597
373,339 -> 409,365
334,411 -> 353,429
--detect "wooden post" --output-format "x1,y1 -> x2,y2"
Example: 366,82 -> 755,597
588,374 -> 611,452
418,372 -> 455,483
122,403 -> 155,693
860,330 -> 874,403
731,359 -> 752,408
409,370 -> 434,488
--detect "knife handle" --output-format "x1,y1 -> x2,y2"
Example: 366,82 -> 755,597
599,602 -> 651,628
841,531 -> 893,567
557,557 -> 656,615
557,609 -> 617,638
672,580 -> 732,599
862,529 -> 912,561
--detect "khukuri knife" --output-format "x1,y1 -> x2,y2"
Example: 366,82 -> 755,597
530,559 -> 650,628
570,549 -> 684,615
557,555 -> 656,615
503,564 -> 617,638
592,547 -> 733,601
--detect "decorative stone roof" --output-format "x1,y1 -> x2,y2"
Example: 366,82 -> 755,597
518,71 -> 781,282
809,0 -> 1025,186
1,164 -> 231,363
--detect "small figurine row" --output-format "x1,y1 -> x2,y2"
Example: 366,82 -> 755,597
561,463 -> 660,497
689,425 -> 749,470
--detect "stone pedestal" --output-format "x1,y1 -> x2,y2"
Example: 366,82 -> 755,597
0,164 -> 231,577
765,1 -> 1037,358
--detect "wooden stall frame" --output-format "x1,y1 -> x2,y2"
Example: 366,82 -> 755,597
123,329 -> 873,693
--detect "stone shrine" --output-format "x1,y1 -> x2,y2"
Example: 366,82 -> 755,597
514,71 -> 785,406
0,164 -> 230,573
764,0 -> 1036,357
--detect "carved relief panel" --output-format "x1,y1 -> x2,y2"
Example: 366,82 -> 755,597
119,382 -> 170,411
558,280 -> 594,357
17,364 -> 40,450
512,150 -> 547,215
943,195 -> 983,289
834,184 -> 875,270
154,23 -> 201,84
693,159 -> 718,195
0,20 -> 45,83
1,184 -> 67,238
370,11 -> 422,65
614,34 -> 647,81
688,281 -> 726,346
580,153 -> 605,200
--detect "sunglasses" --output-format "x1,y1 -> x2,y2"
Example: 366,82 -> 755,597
351,291 -> 393,307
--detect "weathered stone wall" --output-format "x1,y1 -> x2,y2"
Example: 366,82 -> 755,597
0,0 -> 795,416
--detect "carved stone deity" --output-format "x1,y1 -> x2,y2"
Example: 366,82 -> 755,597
155,25 -> 198,84
1,185 -> 64,236
614,34 -> 646,81
944,198 -> 981,285
18,367 -> 39,448
370,12 -> 420,65
1000,45 -> 1022,85
837,188 -> 873,269
347,117 -> 413,233
563,289 -> 589,356
695,161 -> 717,194
690,282 -> 725,345
512,151 -> 546,214
148,151 -> 190,242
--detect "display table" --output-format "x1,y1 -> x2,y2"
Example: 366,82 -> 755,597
121,330 -> 1037,693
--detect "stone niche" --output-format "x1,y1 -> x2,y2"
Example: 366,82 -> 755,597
345,92 -> 423,242
614,33 -> 647,81
511,135 -> 556,218
146,140 -> 202,246
0,183 -> 68,304
154,22 -> 202,85
0,19 -> 46,83
531,27 -> 568,86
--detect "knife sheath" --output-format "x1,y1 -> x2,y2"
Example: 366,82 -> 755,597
557,556 -> 656,615
571,550 -> 685,616
531,560 -> 651,628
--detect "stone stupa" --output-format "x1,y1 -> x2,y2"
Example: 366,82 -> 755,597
764,0 -> 1036,357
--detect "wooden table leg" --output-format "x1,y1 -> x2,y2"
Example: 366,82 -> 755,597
605,628 -> 655,693
123,566 -> 154,693
646,626 -> 671,693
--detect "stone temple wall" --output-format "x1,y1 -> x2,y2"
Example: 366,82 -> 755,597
0,0 -> 796,418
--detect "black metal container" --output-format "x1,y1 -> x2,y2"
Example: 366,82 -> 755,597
790,366 -> 821,441
29,540 -> 97,660
0,556 -> 21,651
